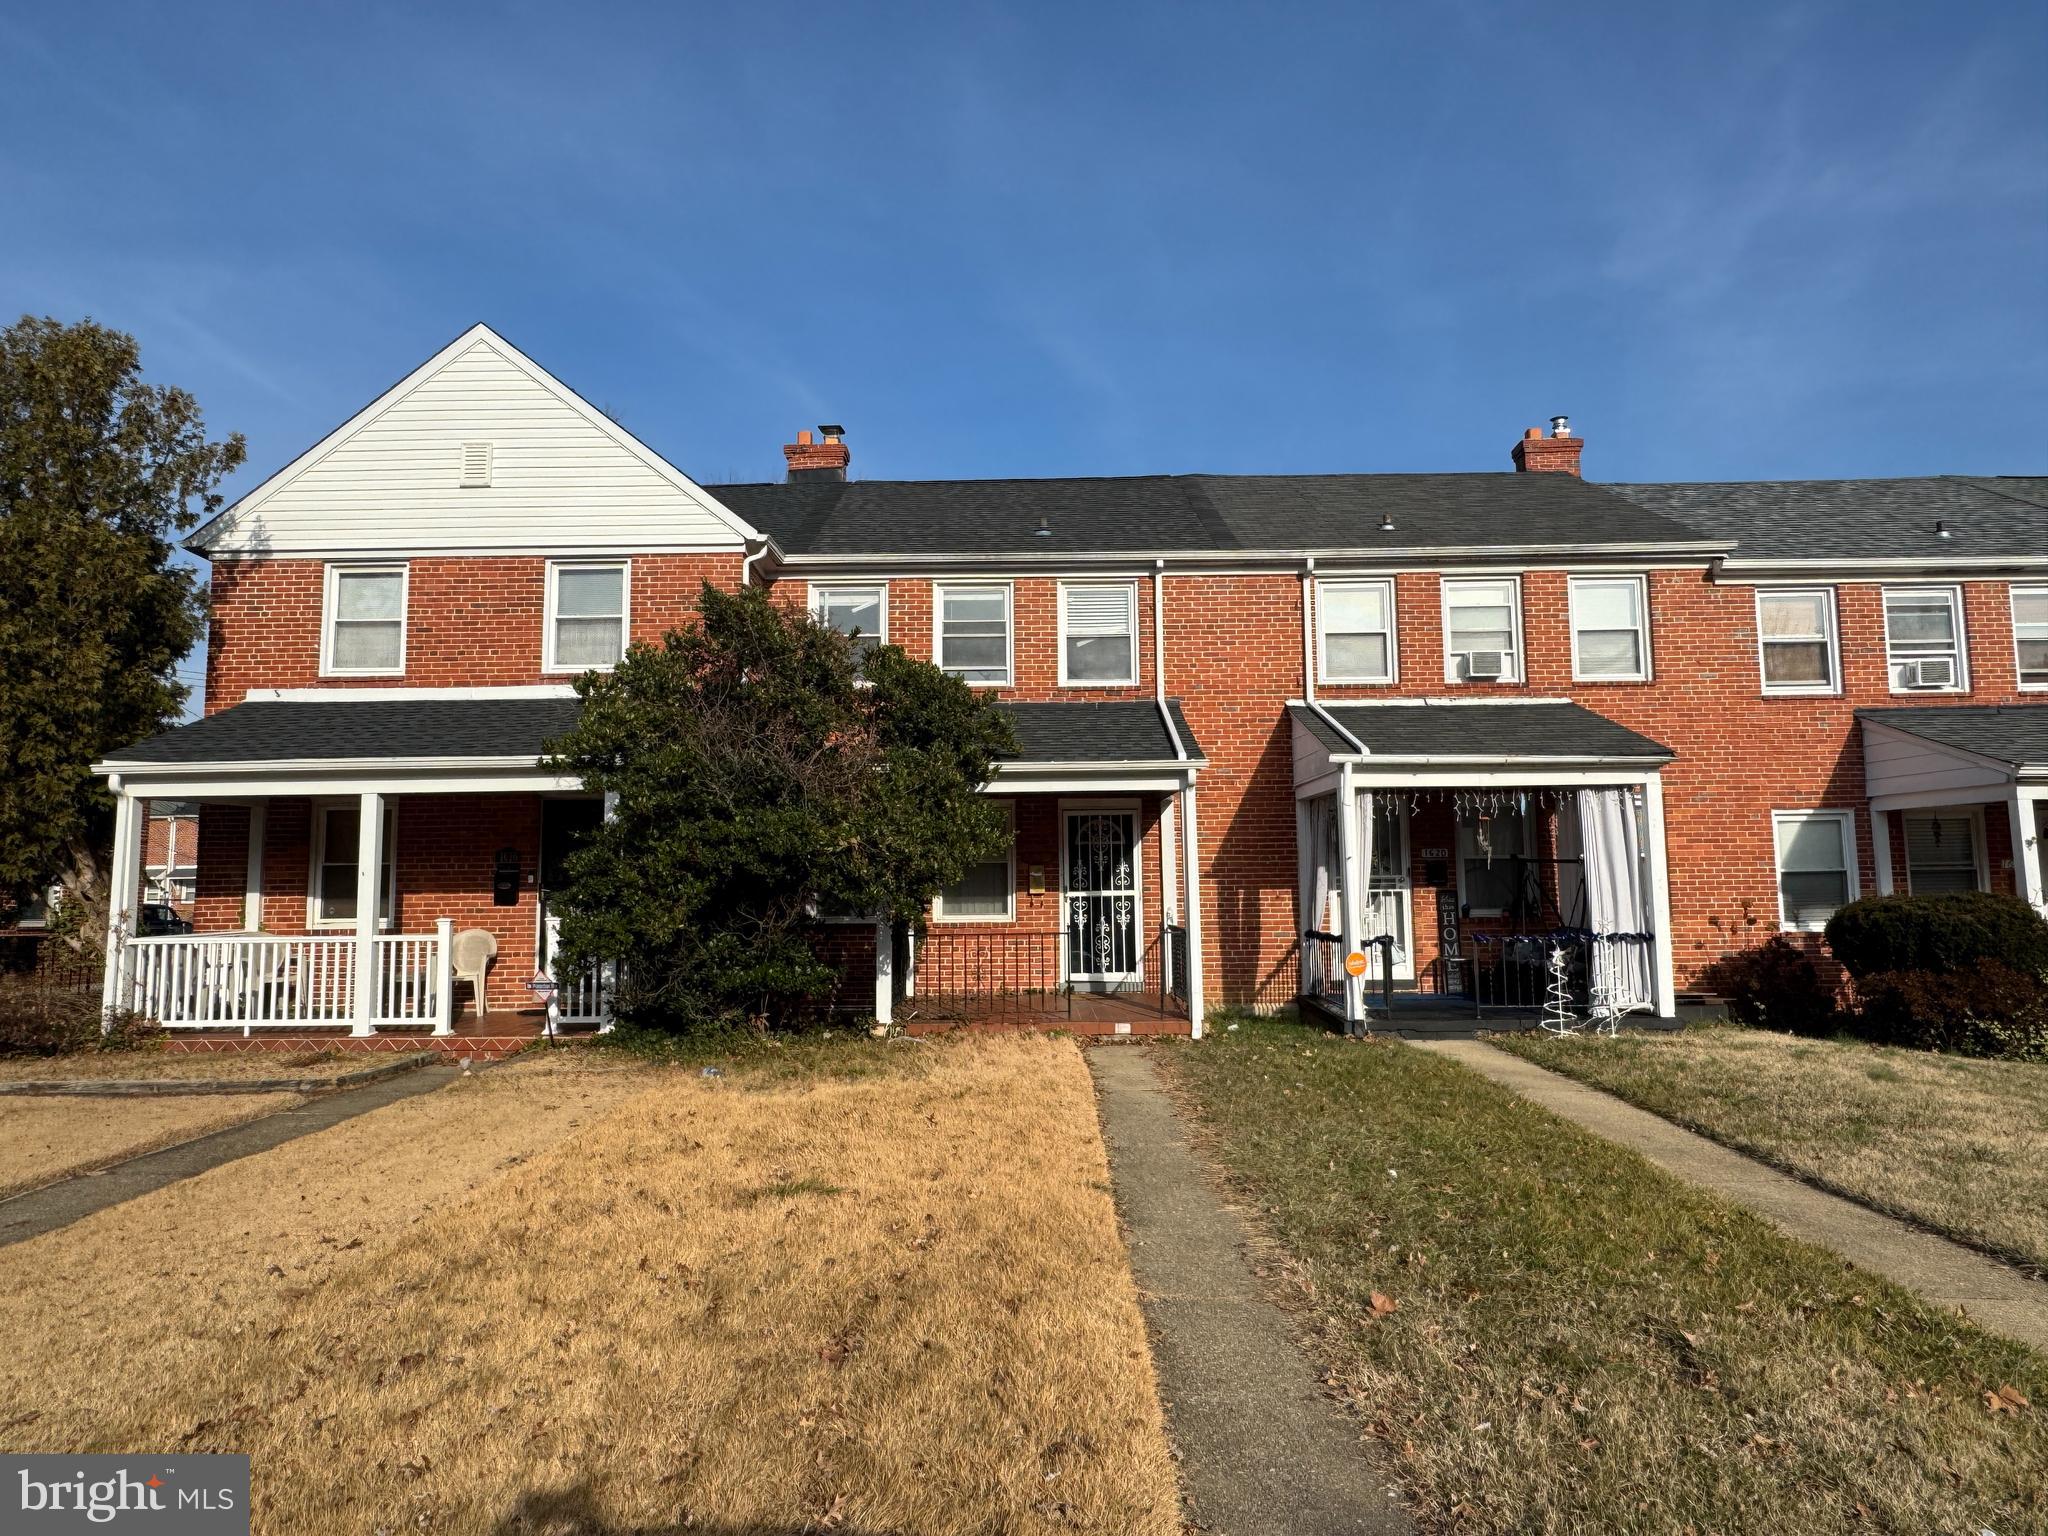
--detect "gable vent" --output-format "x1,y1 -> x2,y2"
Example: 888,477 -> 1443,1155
460,441 -> 494,488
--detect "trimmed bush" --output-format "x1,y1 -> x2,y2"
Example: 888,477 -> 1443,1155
1705,937 -> 1839,1036
1823,892 -> 2048,981
1854,961 -> 2048,1062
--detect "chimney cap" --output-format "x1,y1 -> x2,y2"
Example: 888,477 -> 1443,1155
1550,414 -> 1572,438
818,423 -> 845,439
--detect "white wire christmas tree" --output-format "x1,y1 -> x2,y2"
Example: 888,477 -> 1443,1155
1538,944 -> 1578,1036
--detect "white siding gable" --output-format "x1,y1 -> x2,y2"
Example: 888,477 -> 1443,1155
191,325 -> 758,557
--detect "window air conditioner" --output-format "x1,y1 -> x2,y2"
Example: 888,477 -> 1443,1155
1463,650 -> 1507,680
1902,657 -> 1955,689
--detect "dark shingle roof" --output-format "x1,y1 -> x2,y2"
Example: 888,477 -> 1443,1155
1608,477 -> 2048,563
1294,701 -> 1672,762
104,698 -> 586,765
1001,701 -> 1201,764
1857,705 -> 2048,769
707,473 -> 1716,558
103,696 -> 1203,770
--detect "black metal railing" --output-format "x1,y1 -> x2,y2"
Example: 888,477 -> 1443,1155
1163,923 -> 1190,1011
1300,928 -> 1396,1028
905,929 -> 1072,1022
1462,930 -> 1655,1020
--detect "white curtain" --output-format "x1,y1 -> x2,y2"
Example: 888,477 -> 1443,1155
1575,788 -> 1655,1014
1301,794 -> 1337,995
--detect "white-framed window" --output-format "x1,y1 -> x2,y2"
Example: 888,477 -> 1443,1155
1318,579 -> 1397,684
1442,577 -> 1522,683
309,802 -> 396,929
1456,804 -> 1535,918
1771,810 -> 1858,931
934,584 -> 1012,686
1882,586 -> 1967,693
1756,587 -> 1839,695
810,584 -> 887,664
320,563 -> 408,676
1569,575 -> 1651,681
933,803 -> 1015,921
1903,809 -> 1986,895
2013,586 -> 2048,690
544,561 -> 629,672
1059,582 -> 1138,686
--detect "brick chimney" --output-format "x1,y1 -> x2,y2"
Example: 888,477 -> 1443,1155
1511,415 -> 1583,476
783,424 -> 850,482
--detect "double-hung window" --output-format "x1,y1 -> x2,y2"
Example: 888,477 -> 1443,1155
546,561 -> 629,672
311,803 -> 396,928
1059,583 -> 1138,686
1757,588 -> 1838,694
2014,586 -> 2048,690
1569,575 -> 1650,681
1318,580 -> 1396,684
1771,810 -> 1856,930
934,803 -> 1014,921
1903,811 -> 1984,895
812,585 -> 886,665
1882,586 -> 1966,693
321,564 -> 407,676
1442,578 -> 1521,683
935,584 -> 1011,686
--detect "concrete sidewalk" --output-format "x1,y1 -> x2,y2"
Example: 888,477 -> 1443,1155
1417,1038 -> 2048,1355
1089,1046 -> 1412,1536
0,1062 -> 461,1248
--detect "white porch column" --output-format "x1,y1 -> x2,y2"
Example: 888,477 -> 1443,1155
242,801 -> 267,929
1870,807 -> 1894,896
1641,774 -> 1678,1020
1180,775 -> 1205,1037
350,790 -> 384,1036
874,918 -> 895,1027
2011,787 -> 2045,915
1335,764 -> 1364,1026
99,785 -> 144,1025
433,916 -> 456,1035
1159,797 -> 1179,994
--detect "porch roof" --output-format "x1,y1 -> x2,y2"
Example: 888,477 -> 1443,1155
1290,700 -> 1672,765
98,693 -> 1206,783
1856,705 -> 2048,773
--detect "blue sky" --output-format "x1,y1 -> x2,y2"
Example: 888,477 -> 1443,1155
5,0 -> 2044,507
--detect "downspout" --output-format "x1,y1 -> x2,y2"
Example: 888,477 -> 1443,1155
741,538 -> 770,588
1153,558 -> 1186,761
1300,558 -> 1367,754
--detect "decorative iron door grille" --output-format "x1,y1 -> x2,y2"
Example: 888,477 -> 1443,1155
1065,812 -> 1139,980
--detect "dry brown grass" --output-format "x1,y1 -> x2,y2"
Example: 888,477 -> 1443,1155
0,1038 -> 1177,1535
0,1093 -> 303,1198
1502,1023 -> 2048,1271
0,1049 -> 365,1083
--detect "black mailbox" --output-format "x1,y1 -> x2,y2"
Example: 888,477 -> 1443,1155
492,847 -> 521,906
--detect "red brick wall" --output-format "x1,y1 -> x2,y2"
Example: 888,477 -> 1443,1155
204,554 -> 746,709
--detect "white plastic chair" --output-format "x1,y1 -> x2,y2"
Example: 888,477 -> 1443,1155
451,928 -> 498,1018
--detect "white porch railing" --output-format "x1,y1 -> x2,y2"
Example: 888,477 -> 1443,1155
122,920 -> 454,1035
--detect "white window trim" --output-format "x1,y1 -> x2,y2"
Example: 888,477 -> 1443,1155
932,581 -> 1014,688
306,800 -> 398,931
1881,584 -> 1969,695
932,801 -> 1016,923
543,559 -> 632,674
1317,578 -> 1399,685
1770,809 -> 1859,933
1755,585 -> 1841,697
1902,807 -> 1989,896
1057,581 -> 1140,688
2014,584 -> 2048,692
319,562 -> 409,678
1440,576 -> 1524,684
1568,574 -> 1652,683
807,582 -> 889,648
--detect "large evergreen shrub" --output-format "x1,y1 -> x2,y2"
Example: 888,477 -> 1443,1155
1823,892 -> 2048,980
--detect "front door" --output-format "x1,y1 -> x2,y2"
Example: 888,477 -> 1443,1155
1362,797 -> 1415,981
1064,810 -> 1140,985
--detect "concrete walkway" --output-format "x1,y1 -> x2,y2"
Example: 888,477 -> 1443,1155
1416,1039 -> 2048,1354
0,1062 -> 461,1248
1089,1047 -> 1412,1536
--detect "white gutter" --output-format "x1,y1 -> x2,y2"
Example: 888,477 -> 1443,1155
777,538 -> 1729,573
1298,558 -> 1368,756
94,753 -> 551,776
1153,559 -> 1187,763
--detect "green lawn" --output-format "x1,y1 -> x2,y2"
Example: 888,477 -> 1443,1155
1500,1023 -> 2048,1273
1159,1015 -> 2045,1536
